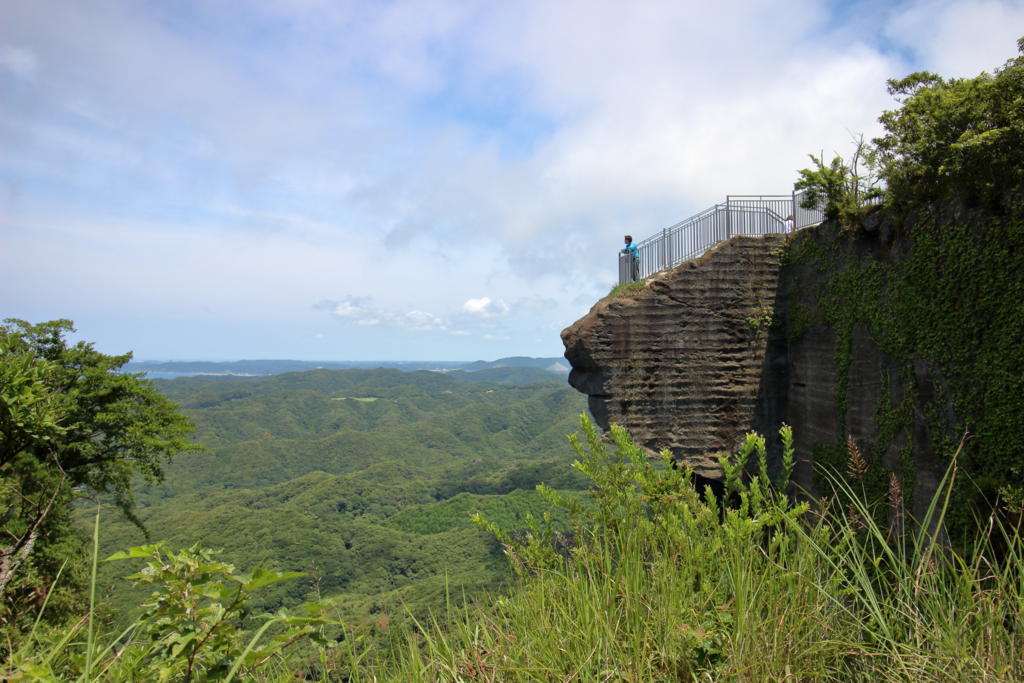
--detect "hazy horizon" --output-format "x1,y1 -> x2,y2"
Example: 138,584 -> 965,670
127,355 -> 565,363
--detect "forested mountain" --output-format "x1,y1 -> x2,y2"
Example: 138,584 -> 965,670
123,356 -> 569,378
92,368 -> 588,627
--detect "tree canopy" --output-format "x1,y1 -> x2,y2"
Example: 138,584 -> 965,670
874,38 -> 1024,209
796,38 -> 1024,222
1,319 -> 196,625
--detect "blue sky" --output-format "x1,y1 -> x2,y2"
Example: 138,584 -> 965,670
1,0 -> 1021,361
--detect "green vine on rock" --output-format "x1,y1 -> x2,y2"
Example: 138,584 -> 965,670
783,41 -> 1024,534
783,203 -> 1024,534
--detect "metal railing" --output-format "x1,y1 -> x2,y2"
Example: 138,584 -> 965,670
619,189 -> 825,284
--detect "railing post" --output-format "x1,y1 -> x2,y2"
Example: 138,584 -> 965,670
661,228 -> 667,270
792,189 -> 796,231
726,195 -> 732,239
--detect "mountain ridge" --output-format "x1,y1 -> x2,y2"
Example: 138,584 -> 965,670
125,356 -> 569,378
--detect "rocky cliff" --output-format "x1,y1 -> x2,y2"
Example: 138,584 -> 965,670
563,201 -> 1024,520
562,234 -> 788,483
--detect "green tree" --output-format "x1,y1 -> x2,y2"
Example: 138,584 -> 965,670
794,134 -> 881,226
874,38 -> 1024,209
0,319 -> 196,629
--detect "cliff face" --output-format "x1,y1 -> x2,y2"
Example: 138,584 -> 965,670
561,235 -> 788,482
560,224 -> 936,498
563,201 -> 1024,521
773,215 -> 953,516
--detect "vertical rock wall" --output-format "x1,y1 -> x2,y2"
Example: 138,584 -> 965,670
561,214 -> 972,519
561,234 -> 788,481
775,217 -> 954,517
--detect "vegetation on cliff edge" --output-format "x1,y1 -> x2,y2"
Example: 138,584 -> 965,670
789,39 -> 1024,534
9,416 -> 1024,680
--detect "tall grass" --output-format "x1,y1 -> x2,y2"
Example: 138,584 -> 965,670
6,417 -> 1023,680
363,417 -> 1024,681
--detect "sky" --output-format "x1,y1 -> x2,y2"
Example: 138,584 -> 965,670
1,0 -> 1021,361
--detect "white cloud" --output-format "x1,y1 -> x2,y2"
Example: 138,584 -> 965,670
462,296 -> 510,318
402,310 -> 445,331
885,0 -> 1024,78
3,0 -> 1019,360
313,297 -> 371,319
312,297 -> 448,332
333,301 -> 362,317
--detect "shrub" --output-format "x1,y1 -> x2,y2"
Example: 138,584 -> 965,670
5,535 -> 340,681
874,39 -> 1024,210
385,416 -> 1024,680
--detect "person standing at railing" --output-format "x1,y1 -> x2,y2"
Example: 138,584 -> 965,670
785,215 -> 794,233
622,234 -> 639,281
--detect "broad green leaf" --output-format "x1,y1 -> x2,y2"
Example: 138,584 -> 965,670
104,544 -> 164,562
241,567 -> 306,592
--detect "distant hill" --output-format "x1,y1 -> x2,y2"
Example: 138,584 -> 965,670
449,366 -> 565,385
123,358 -> 466,377
456,356 -> 569,373
91,367 -> 588,631
124,356 -> 569,379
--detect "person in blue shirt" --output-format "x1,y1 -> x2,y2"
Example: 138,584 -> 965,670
622,234 -> 639,281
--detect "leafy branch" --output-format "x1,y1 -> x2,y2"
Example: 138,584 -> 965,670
795,134 -> 882,227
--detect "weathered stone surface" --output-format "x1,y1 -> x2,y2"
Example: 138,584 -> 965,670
561,234 -> 787,481
562,217 -> 965,518
775,222 -> 952,519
